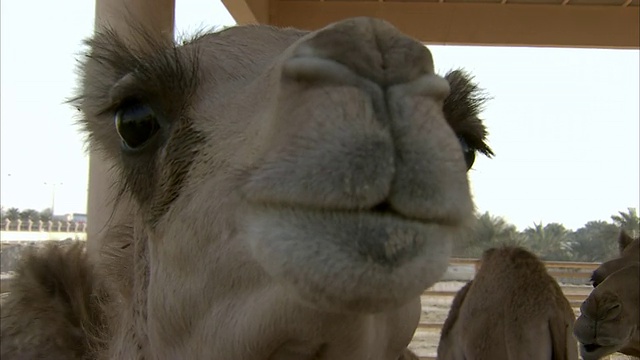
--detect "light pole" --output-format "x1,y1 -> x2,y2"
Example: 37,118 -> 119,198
44,182 -> 63,217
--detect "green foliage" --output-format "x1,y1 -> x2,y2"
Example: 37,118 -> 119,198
3,207 -> 20,221
454,207 -> 638,262
568,221 -> 620,262
521,222 -> 572,261
19,209 -> 40,222
39,208 -> 53,222
1,207 -> 52,223
453,212 -> 523,258
611,207 -> 639,238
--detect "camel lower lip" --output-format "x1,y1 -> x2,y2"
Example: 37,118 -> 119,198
242,205 -> 455,313
583,344 -> 602,352
579,343 -> 621,360
580,344 -> 615,360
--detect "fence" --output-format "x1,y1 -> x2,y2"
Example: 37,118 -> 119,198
1,219 -> 87,233
447,257 -> 600,285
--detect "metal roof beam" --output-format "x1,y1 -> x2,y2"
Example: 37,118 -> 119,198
268,2 -> 639,49
221,0 -> 270,24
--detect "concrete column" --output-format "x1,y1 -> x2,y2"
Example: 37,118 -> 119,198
87,0 -> 175,256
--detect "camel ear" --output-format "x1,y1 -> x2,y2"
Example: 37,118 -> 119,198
618,231 -> 633,254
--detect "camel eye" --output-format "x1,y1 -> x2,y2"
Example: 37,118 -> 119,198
590,271 -> 603,288
115,102 -> 160,150
458,137 -> 476,171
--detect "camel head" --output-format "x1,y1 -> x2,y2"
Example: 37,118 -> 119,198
574,264 -> 640,360
73,17 -> 492,357
591,232 -> 639,287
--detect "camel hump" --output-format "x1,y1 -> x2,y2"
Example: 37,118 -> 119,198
0,241 -> 105,359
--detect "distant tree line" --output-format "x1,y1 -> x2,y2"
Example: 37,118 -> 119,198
1,205 -> 638,262
0,207 -> 54,223
453,207 -> 639,262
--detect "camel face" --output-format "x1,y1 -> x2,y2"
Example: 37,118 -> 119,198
590,235 -> 639,287
236,20 -> 485,313
71,17 -> 492,358
574,264 -> 640,360
437,247 -> 579,360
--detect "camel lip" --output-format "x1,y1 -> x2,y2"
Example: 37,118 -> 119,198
242,203 -> 455,313
579,340 -> 627,359
582,343 -> 603,352
367,202 -> 460,227
245,200 -> 459,228
579,343 -> 620,360
576,325 -> 636,351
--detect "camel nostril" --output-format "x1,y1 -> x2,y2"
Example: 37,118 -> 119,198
596,301 -> 622,320
583,344 -> 602,352
282,57 -> 363,86
606,303 -> 621,316
371,201 -> 392,213
290,18 -> 433,87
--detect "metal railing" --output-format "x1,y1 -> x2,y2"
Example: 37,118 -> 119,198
1,219 -> 86,233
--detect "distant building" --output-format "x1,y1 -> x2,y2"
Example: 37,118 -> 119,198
53,213 -> 87,223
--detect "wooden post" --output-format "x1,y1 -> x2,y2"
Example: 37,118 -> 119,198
87,0 -> 175,257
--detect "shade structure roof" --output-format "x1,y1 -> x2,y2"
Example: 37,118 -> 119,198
222,0 -> 639,48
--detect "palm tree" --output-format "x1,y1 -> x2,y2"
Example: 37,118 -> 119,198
522,222 -> 571,260
568,221 -> 620,262
5,207 -> 20,221
611,207 -> 639,238
19,209 -> 40,222
454,212 -> 522,258
39,208 -> 53,222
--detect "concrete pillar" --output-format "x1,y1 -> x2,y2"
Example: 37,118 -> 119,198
88,0 -> 175,256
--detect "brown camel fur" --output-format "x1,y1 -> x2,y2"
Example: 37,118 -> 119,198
574,264 -> 639,359
574,231 -> 640,359
0,18 -> 493,359
437,246 -> 579,360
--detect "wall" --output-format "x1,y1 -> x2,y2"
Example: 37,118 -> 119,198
1,231 -> 86,242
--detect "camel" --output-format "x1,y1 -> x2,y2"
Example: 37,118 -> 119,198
0,18 -> 494,359
574,231 -> 640,359
574,264 -> 639,360
437,246 -> 579,360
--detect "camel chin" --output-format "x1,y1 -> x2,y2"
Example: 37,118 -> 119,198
578,340 -> 630,360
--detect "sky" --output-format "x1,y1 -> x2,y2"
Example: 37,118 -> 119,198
1,0 -> 638,231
